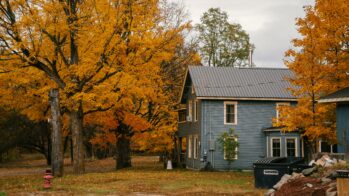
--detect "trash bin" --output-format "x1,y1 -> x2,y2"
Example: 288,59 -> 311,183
253,157 -> 305,189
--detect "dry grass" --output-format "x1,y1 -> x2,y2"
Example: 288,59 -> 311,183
0,155 -> 264,195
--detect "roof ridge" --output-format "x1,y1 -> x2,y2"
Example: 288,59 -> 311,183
188,66 -> 289,70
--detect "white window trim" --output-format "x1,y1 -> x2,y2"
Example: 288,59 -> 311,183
194,100 -> 198,122
318,140 -> 335,153
270,137 -> 281,157
224,101 -> 238,125
193,135 -> 199,159
276,102 -> 290,123
223,137 -> 238,160
285,137 -> 298,157
188,135 -> 192,158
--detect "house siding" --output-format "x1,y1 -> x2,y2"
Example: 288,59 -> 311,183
178,86 -> 202,169
179,99 -> 299,170
200,100 -> 284,170
336,103 -> 349,153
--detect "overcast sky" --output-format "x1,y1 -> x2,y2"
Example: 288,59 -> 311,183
169,0 -> 314,68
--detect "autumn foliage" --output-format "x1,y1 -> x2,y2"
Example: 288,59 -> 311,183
0,0 -> 199,172
275,0 -> 349,149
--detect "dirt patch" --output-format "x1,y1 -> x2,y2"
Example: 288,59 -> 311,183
275,177 -> 334,196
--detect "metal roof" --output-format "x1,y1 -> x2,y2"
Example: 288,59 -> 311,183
319,87 -> 349,103
188,66 -> 297,100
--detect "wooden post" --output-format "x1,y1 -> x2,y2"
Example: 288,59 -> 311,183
49,89 -> 64,177
337,178 -> 349,195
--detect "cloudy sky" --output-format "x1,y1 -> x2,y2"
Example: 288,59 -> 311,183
169,0 -> 314,68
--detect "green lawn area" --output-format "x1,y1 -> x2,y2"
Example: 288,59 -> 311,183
0,156 -> 264,195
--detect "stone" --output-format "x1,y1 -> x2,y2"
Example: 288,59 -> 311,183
333,158 -> 338,164
326,191 -> 337,196
302,167 -> 316,176
323,154 -> 331,159
328,182 -> 337,188
338,159 -> 347,165
324,161 -> 334,167
291,172 -> 304,180
325,171 -> 338,180
306,183 -> 313,188
264,188 -> 275,196
315,158 -> 326,167
309,160 -> 315,166
321,177 -> 332,183
273,174 -> 291,190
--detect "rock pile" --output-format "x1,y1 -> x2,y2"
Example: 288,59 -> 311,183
265,155 -> 347,196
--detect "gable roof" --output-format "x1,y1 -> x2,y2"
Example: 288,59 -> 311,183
318,87 -> 349,103
180,66 -> 297,103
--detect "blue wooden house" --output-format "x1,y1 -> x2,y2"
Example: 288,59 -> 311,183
177,66 -> 304,170
319,87 -> 349,154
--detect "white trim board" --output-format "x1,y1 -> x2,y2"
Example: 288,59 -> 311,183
224,101 -> 238,125
197,97 -> 297,101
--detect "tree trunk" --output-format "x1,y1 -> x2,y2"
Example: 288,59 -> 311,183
115,134 -> 132,169
69,103 -> 85,174
70,137 -> 74,164
49,89 -> 63,177
46,133 -> 52,166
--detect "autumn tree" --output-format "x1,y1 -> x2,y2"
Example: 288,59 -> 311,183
0,0 -> 198,172
0,0 -> 155,174
85,1 -> 200,169
196,8 -> 253,67
276,0 -> 349,156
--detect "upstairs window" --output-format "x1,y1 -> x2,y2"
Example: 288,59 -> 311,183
224,102 -> 237,125
276,102 -> 290,123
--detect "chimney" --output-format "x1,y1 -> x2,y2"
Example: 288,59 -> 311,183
248,47 -> 253,67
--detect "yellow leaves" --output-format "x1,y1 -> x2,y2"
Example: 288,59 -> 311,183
282,0 -> 349,144
0,0 -> 195,154
90,130 -> 116,150
123,113 -> 150,132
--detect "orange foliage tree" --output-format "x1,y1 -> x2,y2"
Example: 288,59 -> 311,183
0,0 -> 197,172
276,0 -> 349,155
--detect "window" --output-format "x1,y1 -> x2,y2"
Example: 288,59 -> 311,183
224,102 -> 237,125
319,140 -> 337,153
286,138 -> 297,157
276,102 -> 290,123
271,138 -> 281,157
194,100 -> 198,122
188,101 -> 192,121
178,109 -> 186,123
193,135 -> 199,159
188,136 -> 192,158
224,137 -> 238,160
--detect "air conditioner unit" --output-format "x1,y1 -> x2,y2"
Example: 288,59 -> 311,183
186,115 -> 192,121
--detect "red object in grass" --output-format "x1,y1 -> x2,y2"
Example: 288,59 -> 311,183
43,169 -> 53,189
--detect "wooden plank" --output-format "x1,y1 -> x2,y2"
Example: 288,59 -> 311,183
337,178 -> 349,196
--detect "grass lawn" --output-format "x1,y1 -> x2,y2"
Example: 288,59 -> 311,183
0,156 -> 264,195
